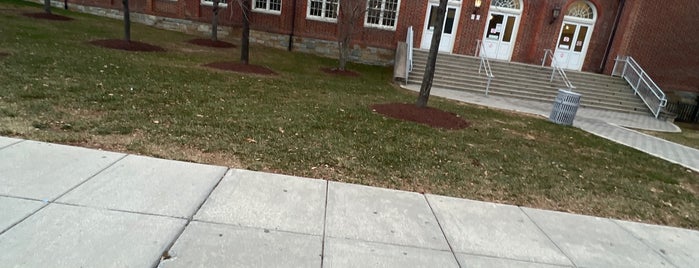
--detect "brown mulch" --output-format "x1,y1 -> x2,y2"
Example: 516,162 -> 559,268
89,39 -> 166,52
371,103 -> 471,130
23,12 -> 73,21
203,61 -> 277,75
321,67 -> 360,77
187,38 -> 236,48
0,52 -> 8,58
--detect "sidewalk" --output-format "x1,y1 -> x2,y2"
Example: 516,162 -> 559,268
403,85 -> 699,172
1,136 -> 698,267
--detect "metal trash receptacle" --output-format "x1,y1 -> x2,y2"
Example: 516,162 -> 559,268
549,89 -> 581,126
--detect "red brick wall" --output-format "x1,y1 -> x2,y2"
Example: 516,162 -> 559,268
608,0 -> 699,93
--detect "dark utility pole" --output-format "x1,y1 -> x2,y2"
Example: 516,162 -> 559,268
416,0 -> 447,108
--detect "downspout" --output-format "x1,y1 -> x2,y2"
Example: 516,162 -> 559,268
287,0 -> 297,51
600,0 -> 626,73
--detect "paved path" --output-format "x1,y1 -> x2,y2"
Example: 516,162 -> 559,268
403,85 -> 699,172
1,136 -> 698,267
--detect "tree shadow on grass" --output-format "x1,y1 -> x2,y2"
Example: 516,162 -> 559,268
187,38 -> 236,48
23,12 -> 73,21
203,61 -> 277,76
89,39 -> 165,52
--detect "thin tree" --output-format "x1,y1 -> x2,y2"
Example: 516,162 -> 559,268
337,0 -> 366,71
211,0 -> 221,42
123,0 -> 131,42
44,0 -> 52,14
416,0 -> 447,108
236,0 -> 250,64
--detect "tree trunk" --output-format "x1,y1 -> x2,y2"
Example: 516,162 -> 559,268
338,41 -> 349,71
416,0 -> 447,108
123,0 -> 131,42
44,0 -> 51,14
211,0 -> 220,42
240,0 -> 250,64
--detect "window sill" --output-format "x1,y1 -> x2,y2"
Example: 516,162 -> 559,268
252,9 -> 282,15
306,16 -> 338,23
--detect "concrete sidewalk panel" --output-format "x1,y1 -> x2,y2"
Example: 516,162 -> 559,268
0,203 -> 185,268
456,253 -> 573,268
323,237 -> 459,268
159,221 -> 321,268
194,169 -> 326,235
58,155 -> 227,218
615,220 -> 699,268
325,182 -> 449,250
0,136 -> 21,148
0,196 -> 44,233
426,195 -> 572,266
0,141 -> 125,200
523,208 -> 673,268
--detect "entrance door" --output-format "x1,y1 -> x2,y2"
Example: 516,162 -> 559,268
421,3 -> 460,53
480,12 -> 519,61
553,22 -> 592,70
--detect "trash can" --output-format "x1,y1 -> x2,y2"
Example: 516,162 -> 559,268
549,89 -> 581,126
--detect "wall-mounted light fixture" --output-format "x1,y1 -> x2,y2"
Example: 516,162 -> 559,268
550,5 -> 562,24
471,0 -> 483,20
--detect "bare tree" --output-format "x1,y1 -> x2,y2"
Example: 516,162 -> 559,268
239,0 -> 250,64
44,0 -> 52,14
337,0 -> 366,71
416,0 -> 447,108
123,0 -> 131,42
211,0 -> 221,42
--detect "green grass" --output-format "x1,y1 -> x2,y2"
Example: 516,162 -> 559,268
1,0 -> 698,229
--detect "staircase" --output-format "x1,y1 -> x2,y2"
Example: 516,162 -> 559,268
407,49 -> 652,115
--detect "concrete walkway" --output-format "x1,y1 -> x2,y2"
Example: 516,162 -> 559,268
403,85 -> 699,172
1,136 -> 698,267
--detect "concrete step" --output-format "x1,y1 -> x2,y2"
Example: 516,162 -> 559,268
409,49 -> 651,116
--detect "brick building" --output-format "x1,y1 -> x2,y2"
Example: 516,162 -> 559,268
64,0 -> 698,93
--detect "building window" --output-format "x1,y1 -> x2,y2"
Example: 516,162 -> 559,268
365,0 -> 400,30
201,0 -> 228,7
254,0 -> 282,14
491,0 -> 520,9
566,1 -> 595,20
307,0 -> 339,22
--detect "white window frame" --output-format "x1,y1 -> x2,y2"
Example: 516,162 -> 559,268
364,0 -> 401,31
201,0 -> 228,8
306,0 -> 339,23
253,0 -> 282,15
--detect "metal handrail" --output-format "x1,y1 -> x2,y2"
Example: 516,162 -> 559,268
405,26 -> 414,84
476,40 -> 494,96
543,49 -> 575,91
613,55 -> 667,118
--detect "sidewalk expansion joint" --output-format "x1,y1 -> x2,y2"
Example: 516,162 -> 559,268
151,167 -> 232,268
320,179 -> 329,268
0,139 -> 25,150
611,220 -> 681,268
519,207 -> 579,268
423,194 -> 462,268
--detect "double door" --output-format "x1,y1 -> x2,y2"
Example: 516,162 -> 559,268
421,3 -> 460,53
480,12 -> 520,61
553,22 -> 592,70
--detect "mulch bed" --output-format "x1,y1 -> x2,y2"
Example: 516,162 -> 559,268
203,61 -> 277,75
23,12 -> 73,21
321,67 -> 360,77
0,52 -> 8,58
89,39 -> 166,52
187,38 -> 236,48
371,103 -> 471,130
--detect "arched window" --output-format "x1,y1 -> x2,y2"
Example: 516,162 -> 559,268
566,1 -> 595,20
491,0 -> 521,9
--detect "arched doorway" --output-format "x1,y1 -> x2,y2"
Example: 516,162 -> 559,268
553,1 -> 597,71
421,0 -> 462,53
480,0 -> 523,61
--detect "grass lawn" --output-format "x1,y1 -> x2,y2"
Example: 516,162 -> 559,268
1,1 -> 698,229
